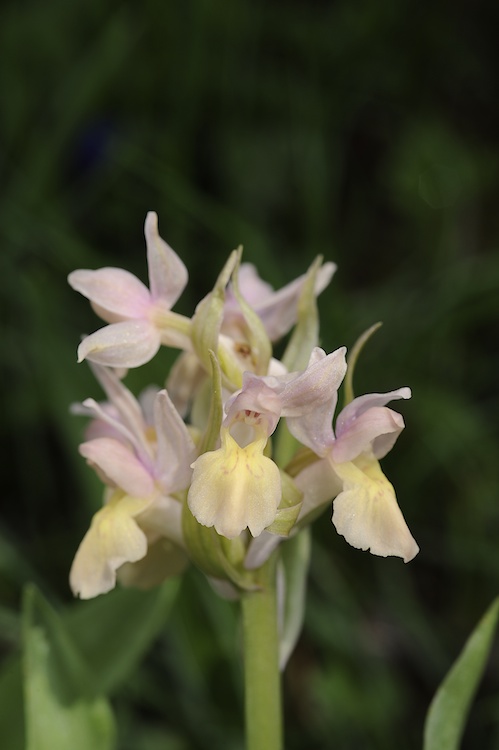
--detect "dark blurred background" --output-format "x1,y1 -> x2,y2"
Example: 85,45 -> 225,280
1,1 -> 499,748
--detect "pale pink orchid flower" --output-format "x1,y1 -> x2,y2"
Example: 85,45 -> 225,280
222,261 -> 336,342
68,212 -> 191,368
70,369 -> 196,599
187,346 -> 347,539
290,387 -> 419,562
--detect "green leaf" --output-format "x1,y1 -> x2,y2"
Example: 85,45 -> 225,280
22,584 -> 116,750
423,596 -> 499,750
64,579 -> 179,695
278,528 -> 311,671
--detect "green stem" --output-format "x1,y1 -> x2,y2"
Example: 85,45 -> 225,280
241,557 -> 283,750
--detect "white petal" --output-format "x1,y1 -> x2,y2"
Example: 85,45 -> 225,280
77,320 -> 161,368
68,267 -> 151,320
145,212 -> 188,306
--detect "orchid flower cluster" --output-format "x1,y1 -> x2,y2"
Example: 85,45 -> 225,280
68,212 -> 418,604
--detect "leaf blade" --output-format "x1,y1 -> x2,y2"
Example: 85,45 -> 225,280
22,585 -> 116,750
423,596 -> 499,750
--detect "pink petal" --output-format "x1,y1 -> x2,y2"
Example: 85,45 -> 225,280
225,263 -> 274,317
84,415 -> 125,443
224,373 -> 283,436
68,268 -> 151,320
280,346 -> 347,416
145,212 -> 188,306
87,363 -> 152,464
331,406 -> 405,463
80,438 -> 155,497
77,320 -> 161,368
80,398 -> 148,462
285,347 -> 347,455
336,387 -> 411,434
287,407 -> 336,456
154,390 -> 197,493
254,262 -> 336,341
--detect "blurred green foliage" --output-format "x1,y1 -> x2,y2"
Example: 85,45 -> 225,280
1,1 -> 499,748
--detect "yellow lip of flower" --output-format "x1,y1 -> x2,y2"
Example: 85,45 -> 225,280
187,427 -> 281,539
331,454 -> 419,563
69,491 -> 153,599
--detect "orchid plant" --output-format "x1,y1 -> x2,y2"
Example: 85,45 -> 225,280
67,212 -> 418,749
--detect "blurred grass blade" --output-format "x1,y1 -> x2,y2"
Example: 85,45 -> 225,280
64,579 -> 180,695
0,656 -> 24,750
423,597 -> 499,750
22,585 -> 116,750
